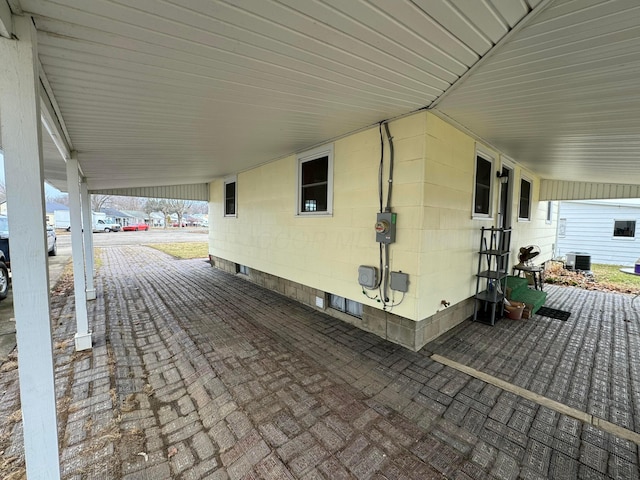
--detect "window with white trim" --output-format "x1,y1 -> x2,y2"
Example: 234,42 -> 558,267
518,177 -> 532,220
224,177 -> 237,217
613,220 -> 635,238
473,152 -> 493,217
329,294 -> 363,318
297,145 -> 333,215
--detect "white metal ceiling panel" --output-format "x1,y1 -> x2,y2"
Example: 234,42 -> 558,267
490,0 -> 533,28
19,0 -> 639,192
411,0 -> 494,56
435,0 -> 640,185
541,180 -> 640,201
450,0 -> 509,40
92,183 -> 209,201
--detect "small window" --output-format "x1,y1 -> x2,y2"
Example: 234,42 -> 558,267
297,145 -> 333,215
546,201 -> 553,224
329,294 -> 363,318
613,220 -> 635,238
518,177 -> 532,220
236,264 -> 249,275
473,152 -> 493,217
224,177 -> 237,217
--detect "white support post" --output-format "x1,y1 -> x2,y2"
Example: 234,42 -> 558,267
0,16 -> 61,479
67,156 -> 92,350
81,179 -> 96,300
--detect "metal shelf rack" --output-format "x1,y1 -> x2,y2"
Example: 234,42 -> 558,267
473,226 -> 511,325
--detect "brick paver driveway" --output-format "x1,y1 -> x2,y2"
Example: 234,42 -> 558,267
1,245 -> 638,479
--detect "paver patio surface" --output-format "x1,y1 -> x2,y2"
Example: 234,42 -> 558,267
0,245 -> 638,479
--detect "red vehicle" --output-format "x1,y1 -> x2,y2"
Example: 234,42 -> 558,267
122,223 -> 149,231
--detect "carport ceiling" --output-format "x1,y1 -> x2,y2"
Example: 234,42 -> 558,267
12,0 -> 640,191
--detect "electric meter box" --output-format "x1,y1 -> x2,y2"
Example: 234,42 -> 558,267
375,212 -> 397,244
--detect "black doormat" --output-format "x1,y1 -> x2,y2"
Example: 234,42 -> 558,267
536,306 -> 571,321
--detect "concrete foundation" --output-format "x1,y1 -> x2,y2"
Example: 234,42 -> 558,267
209,255 -> 473,351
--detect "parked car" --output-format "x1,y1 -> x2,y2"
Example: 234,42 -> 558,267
0,215 -> 10,300
122,223 -> 149,231
93,217 -> 121,232
0,216 -> 54,301
47,225 -> 57,256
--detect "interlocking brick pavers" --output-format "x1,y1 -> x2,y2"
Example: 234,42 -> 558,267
2,245 -> 640,478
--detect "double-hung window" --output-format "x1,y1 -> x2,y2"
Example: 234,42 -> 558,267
297,145 -> 333,215
473,151 -> 493,217
518,177 -> 532,221
224,176 -> 237,217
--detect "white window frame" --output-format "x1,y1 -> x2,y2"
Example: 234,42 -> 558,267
612,219 -> 636,240
518,176 -> 533,222
224,175 -> 237,217
296,144 -> 334,216
472,149 -> 494,219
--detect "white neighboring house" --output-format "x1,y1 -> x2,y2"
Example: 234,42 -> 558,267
557,200 -> 640,266
149,212 -> 165,227
119,210 -> 149,227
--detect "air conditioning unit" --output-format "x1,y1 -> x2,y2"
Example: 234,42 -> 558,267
566,252 -> 591,271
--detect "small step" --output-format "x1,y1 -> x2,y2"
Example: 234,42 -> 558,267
503,275 -> 529,292
509,288 -> 547,313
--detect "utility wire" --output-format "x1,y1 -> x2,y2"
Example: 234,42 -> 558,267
378,122 -> 384,213
383,122 -> 394,212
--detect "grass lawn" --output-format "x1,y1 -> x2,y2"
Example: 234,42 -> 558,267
545,261 -> 640,293
591,263 -> 640,289
146,242 -> 208,259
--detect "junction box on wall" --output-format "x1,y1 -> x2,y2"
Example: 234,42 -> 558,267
358,265 -> 378,289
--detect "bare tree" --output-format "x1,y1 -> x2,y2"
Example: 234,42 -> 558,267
144,198 -> 172,229
190,201 -> 209,214
91,194 -> 112,212
167,199 -> 193,227
115,195 -> 145,211
46,192 -> 68,206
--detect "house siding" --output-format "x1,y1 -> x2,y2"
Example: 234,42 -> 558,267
557,201 -> 640,266
209,111 -> 556,350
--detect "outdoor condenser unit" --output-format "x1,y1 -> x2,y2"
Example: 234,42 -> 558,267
565,252 -> 591,271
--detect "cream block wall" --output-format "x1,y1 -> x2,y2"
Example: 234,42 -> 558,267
415,113 -> 557,322
210,114 -> 426,320
417,114 -> 480,318
509,169 -> 558,264
210,110 -> 558,326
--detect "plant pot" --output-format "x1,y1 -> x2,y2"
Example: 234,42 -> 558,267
505,302 -> 525,320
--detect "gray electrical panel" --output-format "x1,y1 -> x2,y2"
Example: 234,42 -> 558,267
390,271 -> 409,292
358,265 -> 378,289
375,212 -> 397,244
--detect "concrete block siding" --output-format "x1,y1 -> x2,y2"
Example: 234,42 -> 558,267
209,111 -> 556,348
